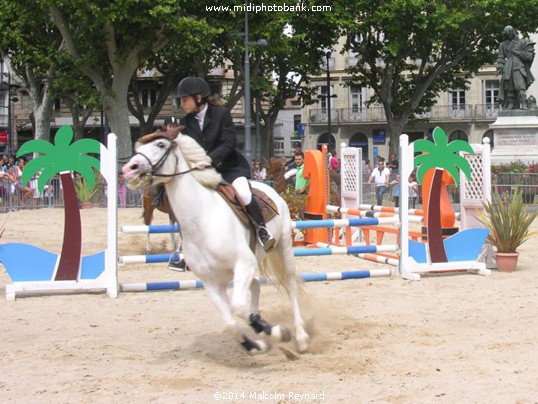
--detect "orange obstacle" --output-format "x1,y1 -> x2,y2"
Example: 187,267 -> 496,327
301,147 -> 329,244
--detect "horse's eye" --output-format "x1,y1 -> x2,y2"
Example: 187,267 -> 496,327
157,141 -> 166,149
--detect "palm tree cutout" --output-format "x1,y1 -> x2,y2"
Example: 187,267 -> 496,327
414,127 -> 474,263
17,125 -> 101,280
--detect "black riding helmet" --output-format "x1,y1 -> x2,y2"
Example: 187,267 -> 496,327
178,77 -> 211,99
163,116 -> 178,127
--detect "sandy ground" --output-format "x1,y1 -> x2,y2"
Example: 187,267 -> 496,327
0,207 -> 537,404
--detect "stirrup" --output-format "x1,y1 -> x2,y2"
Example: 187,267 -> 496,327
257,226 -> 276,252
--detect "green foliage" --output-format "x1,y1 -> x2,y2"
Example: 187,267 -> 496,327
491,160 -> 532,174
74,171 -> 103,203
280,184 -> 307,222
479,186 -> 538,253
333,0 -> 538,154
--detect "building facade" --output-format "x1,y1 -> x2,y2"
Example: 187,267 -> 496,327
302,34 -> 538,162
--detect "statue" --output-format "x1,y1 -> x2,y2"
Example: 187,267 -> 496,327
496,25 -> 535,110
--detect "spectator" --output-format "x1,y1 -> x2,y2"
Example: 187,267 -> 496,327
118,172 -> 127,208
390,174 -> 400,207
251,160 -> 266,181
294,151 -> 309,195
368,158 -> 390,206
163,116 -> 179,131
329,149 -> 340,173
286,143 -> 302,170
388,153 -> 399,178
364,159 -> 372,174
408,174 -> 419,208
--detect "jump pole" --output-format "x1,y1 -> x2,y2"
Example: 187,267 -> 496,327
120,269 -> 392,292
119,245 -> 397,264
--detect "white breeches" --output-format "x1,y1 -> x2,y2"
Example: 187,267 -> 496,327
232,177 -> 252,205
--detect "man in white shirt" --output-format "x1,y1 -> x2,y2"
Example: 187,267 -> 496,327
368,158 -> 391,205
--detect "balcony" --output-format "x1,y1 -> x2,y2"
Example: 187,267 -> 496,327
308,104 -> 500,125
475,103 -> 501,119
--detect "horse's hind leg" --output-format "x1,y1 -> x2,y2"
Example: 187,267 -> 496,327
278,244 -> 310,353
204,280 -> 269,354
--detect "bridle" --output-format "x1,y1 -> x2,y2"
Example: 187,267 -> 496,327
132,137 -> 200,185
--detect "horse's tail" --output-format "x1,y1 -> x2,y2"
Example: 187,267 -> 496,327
259,247 -> 304,296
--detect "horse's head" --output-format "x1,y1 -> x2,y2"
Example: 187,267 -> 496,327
122,129 -> 181,190
122,127 -> 222,190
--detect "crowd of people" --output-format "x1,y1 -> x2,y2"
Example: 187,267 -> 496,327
0,154 -> 42,211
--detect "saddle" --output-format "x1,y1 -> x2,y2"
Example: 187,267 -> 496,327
217,183 -> 278,227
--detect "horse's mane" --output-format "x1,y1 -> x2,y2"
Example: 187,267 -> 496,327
175,134 -> 222,188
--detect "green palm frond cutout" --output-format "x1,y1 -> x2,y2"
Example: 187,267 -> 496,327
413,127 -> 474,186
16,125 -> 102,192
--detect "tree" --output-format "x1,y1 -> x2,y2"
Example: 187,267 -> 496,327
414,127 -> 473,262
335,0 -> 538,156
48,0 -> 216,158
211,1 -> 339,158
17,125 -> 101,280
0,0 -> 63,144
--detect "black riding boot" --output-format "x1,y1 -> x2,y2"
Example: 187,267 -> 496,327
245,198 -> 276,251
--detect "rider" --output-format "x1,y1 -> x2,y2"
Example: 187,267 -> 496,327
175,76 -> 276,251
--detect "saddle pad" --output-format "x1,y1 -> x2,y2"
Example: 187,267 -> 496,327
217,184 -> 279,227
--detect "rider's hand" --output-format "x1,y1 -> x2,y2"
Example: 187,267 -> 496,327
197,156 -> 212,170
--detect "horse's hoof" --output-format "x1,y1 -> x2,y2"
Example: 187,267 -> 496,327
270,325 -> 292,343
241,337 -> 269,355
295,333 -> 310,353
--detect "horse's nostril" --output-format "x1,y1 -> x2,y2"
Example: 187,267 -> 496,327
131,164 -> 138,170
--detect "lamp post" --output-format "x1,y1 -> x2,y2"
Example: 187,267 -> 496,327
243,3 -> 267,163
326,51 -> 332,141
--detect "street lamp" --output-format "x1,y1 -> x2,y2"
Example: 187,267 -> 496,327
243,2 -> 267,163
326,51 -> 333,141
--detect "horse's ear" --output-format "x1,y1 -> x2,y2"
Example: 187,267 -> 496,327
167,126 -> 184,139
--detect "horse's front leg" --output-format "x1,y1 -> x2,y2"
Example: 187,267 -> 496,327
248,278 -> 292,344
230,258 -> 258,320
203,280 -> 269,354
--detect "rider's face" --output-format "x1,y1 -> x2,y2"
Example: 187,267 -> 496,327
181,95 -> 198,113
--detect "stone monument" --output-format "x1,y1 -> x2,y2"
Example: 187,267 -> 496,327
490,26 -> 538,164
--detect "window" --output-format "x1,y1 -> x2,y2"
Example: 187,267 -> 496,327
449,89 -> 466,118
350,86 -> 364,112
140,88 -> 157,107
318,86 -> 329,111
273,139 -> 284,156
449,130 -> 468,142
484,80 -> 499,106
450,89 -> 466,107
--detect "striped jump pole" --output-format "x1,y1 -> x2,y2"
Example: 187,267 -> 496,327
292,217 -> 397,230
315,242 -> 399,267
119,252 -> 183,265
120,269 -> 392,292
326,205 -> 460,222
327,204 -> 424,218
121,224 -> 180,234
119,245 -> 396,263
294,244 -> 397,257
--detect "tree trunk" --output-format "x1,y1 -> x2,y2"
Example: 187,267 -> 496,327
104,73 -> 133,159
427,168 -> 448,263
54,172 -> 82,280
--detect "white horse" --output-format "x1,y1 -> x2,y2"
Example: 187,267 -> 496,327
122,129 -> 310,354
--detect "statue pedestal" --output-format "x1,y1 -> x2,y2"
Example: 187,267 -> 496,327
489,110 -> 538,164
